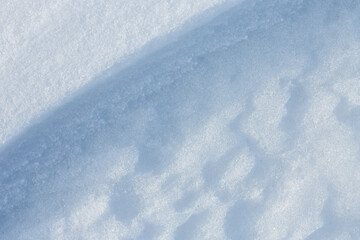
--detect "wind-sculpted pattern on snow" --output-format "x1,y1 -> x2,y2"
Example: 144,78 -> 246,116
1,0 -> 360,239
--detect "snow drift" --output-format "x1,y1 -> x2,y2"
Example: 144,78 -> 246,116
1,0 -> 360,239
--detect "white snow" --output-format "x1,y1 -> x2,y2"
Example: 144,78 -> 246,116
1,0 -> 360,239
0,0 -> 239,147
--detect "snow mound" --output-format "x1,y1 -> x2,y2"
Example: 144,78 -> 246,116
2,0 -> 360,239
0,0 -> 239,147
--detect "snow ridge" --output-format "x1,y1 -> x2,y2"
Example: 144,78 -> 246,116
2,0 -> 360,239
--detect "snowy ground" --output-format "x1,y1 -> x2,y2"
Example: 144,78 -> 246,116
1,0 -> 360,239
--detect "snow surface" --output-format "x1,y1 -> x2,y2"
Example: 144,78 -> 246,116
0,0 -> 239,147
1,0 -> 360,239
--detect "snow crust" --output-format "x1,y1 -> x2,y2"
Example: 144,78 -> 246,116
2,0 -> 360,239
0,0 -> 239,147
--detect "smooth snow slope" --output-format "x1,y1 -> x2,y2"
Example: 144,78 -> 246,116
0,0 -> 239,147
2,0 -> 360,239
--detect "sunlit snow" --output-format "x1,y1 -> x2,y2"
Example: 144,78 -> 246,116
1,0 -> 360,239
